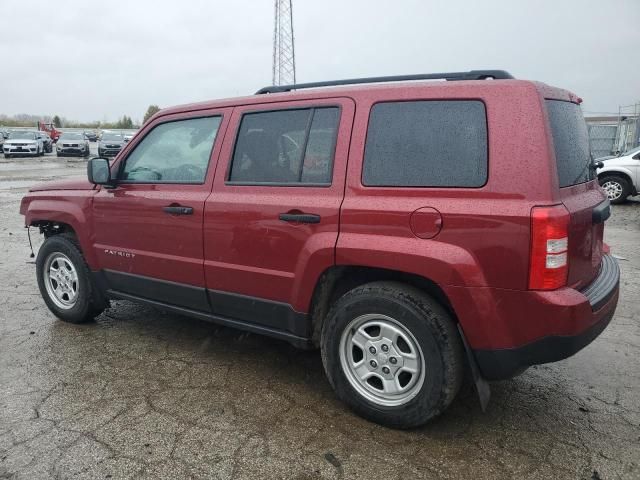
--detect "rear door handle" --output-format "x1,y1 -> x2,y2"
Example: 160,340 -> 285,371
163,205 -> 194,215
279,213 -> 321,224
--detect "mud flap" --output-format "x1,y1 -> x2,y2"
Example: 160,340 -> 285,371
457,324 -> 491,412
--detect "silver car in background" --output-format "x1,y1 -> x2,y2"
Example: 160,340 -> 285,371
3,131 -> 44,158
56,132 -> 90,157
98,132 -> 125,157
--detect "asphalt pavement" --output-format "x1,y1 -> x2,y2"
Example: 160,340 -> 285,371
0,154 -> 639,479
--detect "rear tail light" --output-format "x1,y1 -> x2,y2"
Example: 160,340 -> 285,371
529,205 -> 570,290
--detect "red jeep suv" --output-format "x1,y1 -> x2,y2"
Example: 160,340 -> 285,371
20,70 -> 619,428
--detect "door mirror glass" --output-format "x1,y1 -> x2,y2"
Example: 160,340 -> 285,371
88,158 -> 111,185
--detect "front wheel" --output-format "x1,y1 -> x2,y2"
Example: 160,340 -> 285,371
36,234 -> 104,323
321,281 -> 464,429
599,175 -> 631,204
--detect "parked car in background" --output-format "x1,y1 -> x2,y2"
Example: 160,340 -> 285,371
597,145 -> 640,203
3,131 -> 44,158
123,132 -> 135,143
84,130 -> 98,142
37,131 -> 53,153
98,132 -> 125,157
56,132 -> 90,157
19,70 -> 619,428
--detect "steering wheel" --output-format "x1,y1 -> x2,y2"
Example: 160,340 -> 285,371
126,165 -> 161,181
279,134 -> 300,166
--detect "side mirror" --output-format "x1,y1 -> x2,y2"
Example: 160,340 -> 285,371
88,158 -> 112,185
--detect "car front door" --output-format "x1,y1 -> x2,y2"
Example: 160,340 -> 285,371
92,109 -> 231,310
203,98 -> 355,338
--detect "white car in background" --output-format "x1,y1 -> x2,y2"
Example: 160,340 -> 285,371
597,146 -> 640,204
3,131 -> 44,158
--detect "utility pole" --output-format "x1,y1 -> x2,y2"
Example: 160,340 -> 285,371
272,0 -> 296,86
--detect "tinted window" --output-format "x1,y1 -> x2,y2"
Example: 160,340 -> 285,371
546,100 -> 593,187
229,107 -> 339,184
363,101 -> 487,187
121,116 -> 221,183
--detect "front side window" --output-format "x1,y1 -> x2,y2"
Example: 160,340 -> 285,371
228,107 -> 339,185
121,116 -> 221,183
363,100 -> 488,187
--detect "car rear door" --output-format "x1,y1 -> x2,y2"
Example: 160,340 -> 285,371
91,109 -> 231,309
203,98 -> 355,337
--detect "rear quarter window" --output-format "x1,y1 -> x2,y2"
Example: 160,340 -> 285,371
545,100 -> 593,187
362,100 -> 488,187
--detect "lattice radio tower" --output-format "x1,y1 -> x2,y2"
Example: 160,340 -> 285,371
272,0 -> 296,86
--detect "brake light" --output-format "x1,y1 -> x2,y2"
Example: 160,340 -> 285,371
529,205 -> 570,290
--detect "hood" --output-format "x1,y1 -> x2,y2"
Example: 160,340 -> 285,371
7,139 -> 37,144
596,155 -> 617,162
29,177 -> 94,192
100,140 -> 124,146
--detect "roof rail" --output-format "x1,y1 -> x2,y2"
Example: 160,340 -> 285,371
256,70 -> 514,94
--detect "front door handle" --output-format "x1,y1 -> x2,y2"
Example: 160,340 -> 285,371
279,212 -> 321,224
163,205 -> 194,215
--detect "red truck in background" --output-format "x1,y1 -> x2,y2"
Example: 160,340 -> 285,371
37,121 -> 62,142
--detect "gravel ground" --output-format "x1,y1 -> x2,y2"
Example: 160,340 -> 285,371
1,156 -> 639,479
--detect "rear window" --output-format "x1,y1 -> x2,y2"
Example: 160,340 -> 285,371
546,100 -> 593,187
362,100 -> 487,187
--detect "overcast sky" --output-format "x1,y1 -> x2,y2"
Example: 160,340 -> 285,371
1,0 -> 638,122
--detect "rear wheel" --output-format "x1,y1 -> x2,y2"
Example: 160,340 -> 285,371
36,234 -> 104,324
599,175 -> 631,204
321,281 -> 464,429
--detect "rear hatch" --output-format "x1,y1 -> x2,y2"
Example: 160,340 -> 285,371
545,99 -> 607,289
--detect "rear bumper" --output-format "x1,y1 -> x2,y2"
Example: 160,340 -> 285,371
452,255 -> 620,380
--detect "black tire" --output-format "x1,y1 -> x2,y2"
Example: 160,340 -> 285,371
3,154 -> 10,159
36,233 -> 104,324
599,175 -> 631,204
321,281 -> 464,429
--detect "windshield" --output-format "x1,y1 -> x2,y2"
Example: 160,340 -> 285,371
102,133 -> 123,141
8,131 -> 36,140
60,133 -> 84,141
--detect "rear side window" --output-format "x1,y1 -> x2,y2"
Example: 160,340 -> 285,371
363,101 -> 487,187
229,107 -> 339,185
546,100 -> 593,187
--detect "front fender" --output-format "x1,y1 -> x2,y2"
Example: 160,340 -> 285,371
21,191 -> 98,269
597,166 -> 635,181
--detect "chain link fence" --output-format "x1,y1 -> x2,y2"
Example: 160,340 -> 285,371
588,124 -> 618,159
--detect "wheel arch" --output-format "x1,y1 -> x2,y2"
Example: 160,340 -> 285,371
598,169 -> 637,195
307,265 -> 458,347
23,197 -> 98,269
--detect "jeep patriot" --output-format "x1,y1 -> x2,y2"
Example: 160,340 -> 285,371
20,70 -> 620,428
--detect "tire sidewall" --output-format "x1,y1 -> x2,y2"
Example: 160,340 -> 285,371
322,286 -> 456,427
36,235 -> 94,323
